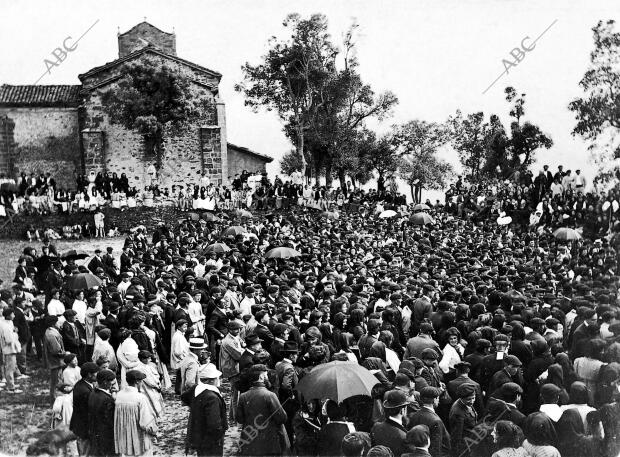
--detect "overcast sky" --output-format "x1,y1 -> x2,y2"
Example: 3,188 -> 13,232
1,0 -> 616,192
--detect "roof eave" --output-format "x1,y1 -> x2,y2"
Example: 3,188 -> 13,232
78,47 -> 222,82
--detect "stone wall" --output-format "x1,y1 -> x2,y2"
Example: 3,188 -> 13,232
0,107 -> 80,188
0,115 -> 16,176
80,52 -> 221,190
228,147 -> 269,179
118,23 -> 176,58
0,205 -> 186,239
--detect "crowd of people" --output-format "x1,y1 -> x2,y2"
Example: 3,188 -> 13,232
0,162 -> 618,457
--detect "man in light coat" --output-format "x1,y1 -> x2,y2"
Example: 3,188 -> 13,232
220,321 -> 244,421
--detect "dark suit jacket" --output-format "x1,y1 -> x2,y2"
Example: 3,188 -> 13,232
317,422 -> 354,457
485,397 -> 526,427
255,324 -> 274,348
70,379 -> 93,439
181,385 -> 228,451
88,388 -> 115,456
449,400 -> 478,457
102,314 -> 120,350
88,256 -> 105,275
61,321 -> 83,355
207,307 -> 229,340
371,418 -> 408,457
239,350 -> 256,373
13,307 -> 31,344
237,383 -> 287,456
488,369 -> 519,400
407,407 -> 451,457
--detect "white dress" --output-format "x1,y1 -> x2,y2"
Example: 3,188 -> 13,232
116,337 -> 140,389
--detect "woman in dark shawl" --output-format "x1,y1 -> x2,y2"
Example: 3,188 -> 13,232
555,408 -> 603,457
521,412 -> 560,457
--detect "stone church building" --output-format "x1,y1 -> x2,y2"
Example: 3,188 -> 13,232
0,22 -> 272,190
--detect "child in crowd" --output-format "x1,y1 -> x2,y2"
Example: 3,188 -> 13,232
61,353 -> 81,387
94,209 -> 105,238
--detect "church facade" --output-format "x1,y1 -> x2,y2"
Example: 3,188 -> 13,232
0,22 -> 271,190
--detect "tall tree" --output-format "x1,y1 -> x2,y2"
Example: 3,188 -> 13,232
279,148 -> 311,177
307,24 -> 398,188
236,13 -> 337,178
100,62 -> 212,169
357,130 -> 402,191
568,20 -> 620,184
447,110 -> 488,180
392,120 -> 453,201
504,87 -> 553,169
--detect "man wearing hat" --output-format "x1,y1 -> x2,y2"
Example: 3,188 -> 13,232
220,320 -> 244,421
60,309 -> 84,362
449,383 -> 478,457
487,383 -> 525,427
371,390 -> 409,457
236,364 -> 287,456
88,369 -> 116,457
403,425 -> 432,457
239,334 -> 263,373
275,341 -> 300,442
70,362 -> 100,456
404,323 -> 441,360
102,302 -> 121,351
207,296 -> 229,366
43,315 -> 67,404
487,354 -> 523,399
88,249 -> 105,276
181,364 -> 227,457
407,387 -> 451,457
114,369 -> 158,457
447,362 -> 483,416
177,337 -> 211,395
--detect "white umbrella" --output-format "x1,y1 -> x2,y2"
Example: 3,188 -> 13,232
379,210 -> 398,219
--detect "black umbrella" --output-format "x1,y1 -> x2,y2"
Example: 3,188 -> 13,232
61,249 -> 89,261
65,273 -> 102,290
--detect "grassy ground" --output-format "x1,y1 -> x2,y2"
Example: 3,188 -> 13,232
0,237 -> 126,286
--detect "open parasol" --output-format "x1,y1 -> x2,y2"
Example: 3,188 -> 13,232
65,273 -> 102,290
378,210 -> 398,219
202,212 -> 221,222
204,242 -> 231,254
265,247 -> 302,259
553,227 -> 581,241
235,209 -> 253,218
410,212 -> 435,225
295,361 -> 379,403
412,203 -> 430,212
222,226 -> 246,237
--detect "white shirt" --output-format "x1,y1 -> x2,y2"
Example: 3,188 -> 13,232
239,296 -> 255,317
72,300 -> 87,323
47,299 -> 65,316
540,403 -> 563,422
195,382 -> 221,397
